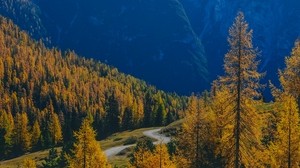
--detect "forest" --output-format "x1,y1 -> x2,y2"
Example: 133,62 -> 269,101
0,15 -> 187,160
1,11 -> 300,168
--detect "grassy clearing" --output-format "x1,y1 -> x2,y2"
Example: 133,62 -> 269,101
0,122 -> 183,168
0,148 -> 62,168
161,119 -> 184,137
0,127 -> 158,168
100,127 -> 158,150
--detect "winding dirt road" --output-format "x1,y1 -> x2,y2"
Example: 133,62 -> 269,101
104,128 -> 170,157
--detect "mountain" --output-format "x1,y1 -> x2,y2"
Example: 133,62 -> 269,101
0,0 -> 208,94
180,0 -> 300,84
0,0 -> 299,94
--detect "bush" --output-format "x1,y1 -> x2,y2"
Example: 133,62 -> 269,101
123,136 -> 137,145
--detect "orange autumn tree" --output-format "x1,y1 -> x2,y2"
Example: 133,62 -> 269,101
178,94 -> 217,167
13,112 -> 31,153
130,143 -> 176,168
67,118 -> 110,168
279,40 -> 300,107
217,12 -> 263,168
269,93 -> 300,168
22,158 -> 37,168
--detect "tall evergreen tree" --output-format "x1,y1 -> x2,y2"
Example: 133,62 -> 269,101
155,103 -> 166,126
0,110 -> 14,158
217,12 -> 263,168
106,92 -> 120,134
122,107 -> 134,130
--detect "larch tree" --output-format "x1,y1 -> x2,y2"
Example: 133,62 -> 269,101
279,40 -> 300,107
31,120 -> 41,147
48,111 -> 63,145
269,93 -> 300,168
178,95 -> 216,167
22,158 -> 37,168
67,118 -> 110,168
13,112 -> 31,153
130,143 -> 176,168
217,12 -> 263,168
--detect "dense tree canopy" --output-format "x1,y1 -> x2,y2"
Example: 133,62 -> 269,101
0,16 -> 187,158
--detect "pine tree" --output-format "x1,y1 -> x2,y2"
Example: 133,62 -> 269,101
67,119 -> 110,168
155,103 -> 166,126
0,110 -> 14,158
269,94 -> 300,167
217,12 -> 263,168
122,107 -> 134,130
279,40 -> 300,107
42,148 -> 60,168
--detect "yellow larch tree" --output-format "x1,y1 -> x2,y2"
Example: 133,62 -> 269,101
279,40 -> 300,107
48,105 -> 63,145
31,120 -> 41,146
130,144 -> 176,168
13,112 -> 31,153
67,118 -> 110,168
217,12 -> 263,168
269,93 -> 300,168
178,94 -> 217,167
22,158 -> 37,168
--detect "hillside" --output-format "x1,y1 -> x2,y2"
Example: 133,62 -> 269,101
0,16 -> 187,160
0,0 -> 208,94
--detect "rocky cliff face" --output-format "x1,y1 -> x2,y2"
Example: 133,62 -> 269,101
181,0 -> 300,83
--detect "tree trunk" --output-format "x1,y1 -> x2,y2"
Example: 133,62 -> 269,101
235,22 -> 242,168
288,98 -> 291,168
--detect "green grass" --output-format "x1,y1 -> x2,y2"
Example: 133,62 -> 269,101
100,127 -> 158,150
0,127 -> 158,168
0,148 -> 62,168
0,121 -> 183,168
161,119 -> 184,137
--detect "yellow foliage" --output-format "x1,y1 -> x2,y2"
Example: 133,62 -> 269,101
31,120 -> 41,146
268,94 -> 300,167
14,112 -> 31,152
130,144 -> 176,168
48,111 -> 63,145
279,40 -> 300,99
22,158 -> 36,168
67,119 -> 110,168
216,12 -> 263,167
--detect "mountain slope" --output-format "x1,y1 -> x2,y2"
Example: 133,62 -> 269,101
180,0 -> 300,83
1,0 -> 298,94
0,0 -> 208,94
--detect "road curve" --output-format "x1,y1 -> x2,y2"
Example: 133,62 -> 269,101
104,128 -> 170,157
142,128 -> 171,145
